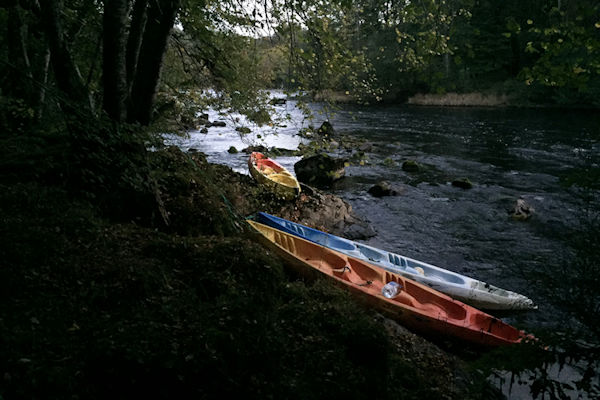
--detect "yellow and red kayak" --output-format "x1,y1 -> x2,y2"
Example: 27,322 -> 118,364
248,152 -> 301,200
247,220 -> 532,347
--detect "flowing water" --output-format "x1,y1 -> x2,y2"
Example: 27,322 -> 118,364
165,97 -> 600,399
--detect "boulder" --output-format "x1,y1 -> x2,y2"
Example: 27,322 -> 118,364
268,147 -> 297,157
359,142 -> 373,152
294,153 -> 347,188
279,184 -> 376,240
402,160 -> 420,172
451,178 -> 473,189
383,158 -> 396,167
368,181 -> 399,197
510,199 -> 534,220
228,146 -> 238,154
269,98 -> 287,105
317,121 -> 335,136
209,121 -> 226,128
242,145 -> 269,154
200,127 -> 208,134
235,126 -> 252,134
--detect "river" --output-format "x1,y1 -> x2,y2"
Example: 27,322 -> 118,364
165,96 -> 600,399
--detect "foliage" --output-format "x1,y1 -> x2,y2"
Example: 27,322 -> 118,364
517,2 -> 600,106
238,0 -> 600,106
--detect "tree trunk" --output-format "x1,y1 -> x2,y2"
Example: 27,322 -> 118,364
38,0 -> 95,116
6,5 -> 33,100
103,0 -> 129,122
36,46 -> 51,120
126,0 -> 149,94
128,0 -> 180,125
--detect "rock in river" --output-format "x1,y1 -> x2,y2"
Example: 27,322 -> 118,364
368,181 -> 399,197
451,178 -> 473,189
402,160 -> 420,172
317,121 -> 335,136
294,153 -> 347,188
510,198 -> 534,220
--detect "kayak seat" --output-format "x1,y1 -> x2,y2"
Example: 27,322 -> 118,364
356,245 -> 384,262
347,258 -> 383,284
388,254 -> 407,267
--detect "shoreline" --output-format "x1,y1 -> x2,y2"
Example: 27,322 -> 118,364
406,92 -> 510,107
287,89 -> 599,110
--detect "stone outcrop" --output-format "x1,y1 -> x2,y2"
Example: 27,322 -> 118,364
294,153 -> 347,188
368,181 -> 400,197
279,184 -> 376,240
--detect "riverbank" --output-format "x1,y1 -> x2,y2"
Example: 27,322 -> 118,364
294,89 -> 599,110
407,92 -> 510,107
0,134 -> 500,399
289,89 -> 512,107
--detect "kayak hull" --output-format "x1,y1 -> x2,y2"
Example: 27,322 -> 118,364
255,212 -> 536,310
248,153 -> 300,200
248,220 -> 529,347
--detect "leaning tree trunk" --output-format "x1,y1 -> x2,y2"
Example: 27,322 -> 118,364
128,0 -> 180,125
102,0 -> 129,122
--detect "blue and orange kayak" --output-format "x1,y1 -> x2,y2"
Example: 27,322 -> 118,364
247,220 -> 531,346
254,212 -> 536,310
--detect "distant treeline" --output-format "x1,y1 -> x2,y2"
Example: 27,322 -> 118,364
239,0 -> 600,107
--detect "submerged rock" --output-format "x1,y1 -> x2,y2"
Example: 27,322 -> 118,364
209,121 -> 226,128
359,142 -> 373,152
241,146 -> 296,157
235,126 -> 252,134
402,160 -> 420,172
382,158 -> 396,167
294,153 -> 347,188
368,181 -> 399,197
451,178 -> 473,189
243,145 -> 269,154
510,199 -> 534,220
269,97 -> 287,105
